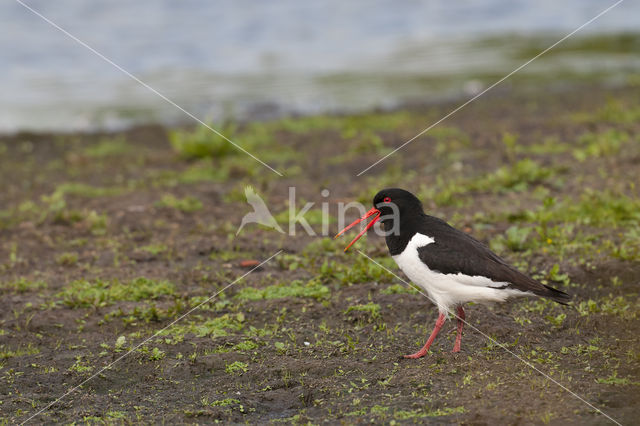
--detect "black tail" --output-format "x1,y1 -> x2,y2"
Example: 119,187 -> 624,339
538,284 -> 571,305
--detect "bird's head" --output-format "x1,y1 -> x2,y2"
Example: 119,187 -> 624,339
372,188 -> 423,226
335,188 -> 423,251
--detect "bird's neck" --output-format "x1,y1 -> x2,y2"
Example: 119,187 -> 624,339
384,213 -> 426,256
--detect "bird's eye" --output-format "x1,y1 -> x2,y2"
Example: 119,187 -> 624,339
383,197 -> 391,203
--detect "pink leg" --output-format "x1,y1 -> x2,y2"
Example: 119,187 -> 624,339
404,313 -> 446,359
452,306 -> 465,353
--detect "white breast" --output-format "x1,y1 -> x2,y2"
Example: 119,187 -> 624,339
391,233 -> 531,314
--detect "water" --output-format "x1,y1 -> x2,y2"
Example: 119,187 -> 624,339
2,0 -> 639,132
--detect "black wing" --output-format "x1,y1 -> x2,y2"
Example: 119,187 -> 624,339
417,218 -> 570,304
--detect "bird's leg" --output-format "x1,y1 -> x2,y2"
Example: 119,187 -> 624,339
404,313 -> 446,359
452,306 -> 465,353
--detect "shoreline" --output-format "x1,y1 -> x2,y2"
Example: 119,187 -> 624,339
0,78 -> 640,137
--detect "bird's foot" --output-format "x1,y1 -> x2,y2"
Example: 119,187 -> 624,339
403,350 -> 428,359
451,347 -> 461,353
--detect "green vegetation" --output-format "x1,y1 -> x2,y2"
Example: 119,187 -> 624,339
225,361 -> 248,375
0,278 -> 47,293
235,279 -> 329,301
138,244 -> 167,255
68,356 -> 93,373
56,252 -> 79,266
210,398 -> 241,407
572,130 -> 630,161
53,182 -> 125,198
490,226 -> 532,253
380,283 -> 419,295
344,302 -> 381,323
155,194 -> 203,212
419,159 -> 561,207
596,372 -> 639,386
575,295 -> 638,320
160,313 -> 244,339
393,406 -> 465,420
169,124 -> 238,159
59,277 -> 175,308
83,136 -> 130,158
0,343 -> 40,359
515,32 -> 640,57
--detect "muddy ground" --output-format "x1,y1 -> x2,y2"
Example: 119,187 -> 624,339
1,83 -> 639,425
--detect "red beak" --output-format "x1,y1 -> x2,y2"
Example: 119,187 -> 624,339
334,207 -> 381,252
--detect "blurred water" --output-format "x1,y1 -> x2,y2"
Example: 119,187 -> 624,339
1,0 -> 639,132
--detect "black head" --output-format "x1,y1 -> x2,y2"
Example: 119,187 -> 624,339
373,188 -> 424,227
335,188 -> 425,252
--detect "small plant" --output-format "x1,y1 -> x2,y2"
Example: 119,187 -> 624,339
85,210 -> 108,235
344,302 -> 381,323
225,361 -> 248,375
56,252 -> 78,266
209,398 -> 240,407
149,347 -> 165,361
490,226 -> 531,253
114,336 -> 126,351
68,356 -> 93,373
545,313 -> 566,328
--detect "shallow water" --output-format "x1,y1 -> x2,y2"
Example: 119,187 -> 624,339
2,0 -> 639,131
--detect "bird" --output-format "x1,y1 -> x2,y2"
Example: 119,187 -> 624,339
236,186 -> 284,235
335,188 -> 570,359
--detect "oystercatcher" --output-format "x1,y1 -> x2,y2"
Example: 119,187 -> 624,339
335,188 -> 570,358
